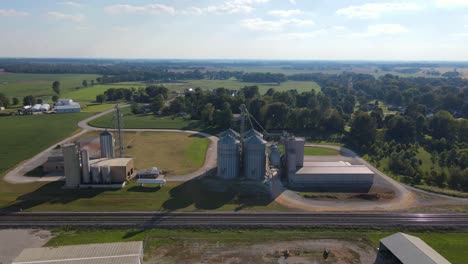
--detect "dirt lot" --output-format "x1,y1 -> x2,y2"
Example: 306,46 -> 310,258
148,238 -> 377,264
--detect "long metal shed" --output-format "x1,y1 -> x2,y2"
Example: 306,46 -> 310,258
12,241 -> 143,264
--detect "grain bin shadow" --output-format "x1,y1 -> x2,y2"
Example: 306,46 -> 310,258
0,181 -> 112,213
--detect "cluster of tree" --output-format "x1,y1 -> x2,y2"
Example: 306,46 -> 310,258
0,93 -> 10,108
240,72 -> 287,84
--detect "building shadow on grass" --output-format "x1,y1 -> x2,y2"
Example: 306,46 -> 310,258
0,181 -> 115,213
161,177 -> 273,211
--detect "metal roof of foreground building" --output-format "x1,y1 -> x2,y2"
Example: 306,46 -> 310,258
12,241 -> 143,264
380,233 -> 450,264
296,165 -> 374,175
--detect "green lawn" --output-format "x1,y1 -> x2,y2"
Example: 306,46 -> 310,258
0,178 -> 285,212
46,229 -> 468,264
0,113 -> 92,178
89,107 -> 209,131
62,83 -> 146,103
0,73 -> 100,99
304,146 -> 340,155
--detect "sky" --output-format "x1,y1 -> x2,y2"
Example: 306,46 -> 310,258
1,0 -> 468,60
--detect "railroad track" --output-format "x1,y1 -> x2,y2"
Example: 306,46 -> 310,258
1,212 -> 468,228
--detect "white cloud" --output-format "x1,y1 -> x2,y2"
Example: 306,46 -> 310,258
279,30 -> 326,40
435,0 -> 468,7
47,12 -> 85,23
465,25 -> 468,28
185,0 -> 269,15
366,24 -> 409,35
105,4 -> 176,15
336,2 -> 421,19
240,17 -> 314,31
268,9 -> 303,17
333,26 -> 346,30
0,9 -> 29,17
58,2 -> 81,8
289,0 -> 297,5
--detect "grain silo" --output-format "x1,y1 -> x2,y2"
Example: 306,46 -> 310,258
62,143 -> 81,188
100,130 -> 115,158
91,165 -> 101,184
286,137 -> 305,167
102,165 -> 111,184
80,150 -> 90,184
269,145 -> 281,167
243,134 -> 266,180
220,128 -> 240,139
243,129 -> 263,139
217,135 -> 241,179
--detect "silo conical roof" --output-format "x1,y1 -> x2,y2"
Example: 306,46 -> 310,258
220,129 -> 240,138
244,129 -> 263,139
244,134 -> 266,144
100,130 -> 113,137
218,134 -> 240,144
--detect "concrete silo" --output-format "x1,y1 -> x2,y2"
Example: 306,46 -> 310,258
80,150 -> 90,184
269,145 -> 281,167
286,137 -> 305,167
243,134 -> 266,180
101,165 -> 111,184
91,165 -> 101,184
217,135 -> 241,179
62,143 -> 81,188
100,130 -> 115,158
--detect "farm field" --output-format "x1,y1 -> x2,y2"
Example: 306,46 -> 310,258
163,79 -> 321,94
0,113 -> 92,178
62,82 -> 146,103
304,146 -> 340,156
0,73 -> 100,98
47,229 -> 467,264
78,131 -> 210,175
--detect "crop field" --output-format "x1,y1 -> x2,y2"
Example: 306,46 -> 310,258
0,73 -> 100,98
0,113 -> 92,178
62,82 -> 146,103
47,229 -> 467,263
78,131 -> 210,175
163,79 -> 321,94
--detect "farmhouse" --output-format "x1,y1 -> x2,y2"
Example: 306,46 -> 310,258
55,98 -> 81,113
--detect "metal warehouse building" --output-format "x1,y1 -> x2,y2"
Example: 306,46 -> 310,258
12,241 -> 143,264
375,233 -> 450,264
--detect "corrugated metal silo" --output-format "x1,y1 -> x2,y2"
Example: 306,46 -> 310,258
62,143 -> 81,188
80,150 -> 90,184
100,130 -> 115,158
102,165 -> 111,184
217,135 -> 241,179
220,128 -> 240,139
243,134 -> 266,180
243,129 -> 263,139
269,145 -> 281,167
91,165 -> 101,184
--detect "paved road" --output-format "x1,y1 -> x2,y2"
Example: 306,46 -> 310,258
4,106 -> 218,183
1,212 -> 467,228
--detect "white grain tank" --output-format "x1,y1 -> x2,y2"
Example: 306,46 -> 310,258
269,145 -> 281,167
217,134 -> 241,179
62,143 -> 81,188
80,150 -> 90,184
101,165 -> 111,184
91,165 -> 101,184
243,134 -> 266,180
286,137 -> 305,167
100,130 -> 115,158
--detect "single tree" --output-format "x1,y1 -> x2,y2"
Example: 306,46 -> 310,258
23,95 -> 36,106
52,95 -> 59,103
52,81 -> 60,94
82,80 -> 88,87
96,94 -> 105,104
37,98 -> 43,104
151,95 -> 165,114
12,97 -> 19,105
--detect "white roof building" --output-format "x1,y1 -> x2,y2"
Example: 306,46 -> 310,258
377,233 -> 450,264
13,241 -> 143,264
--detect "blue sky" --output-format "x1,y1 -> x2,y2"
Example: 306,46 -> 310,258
1,0 -> 468,60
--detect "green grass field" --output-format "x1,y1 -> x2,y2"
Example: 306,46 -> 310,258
304,146 -> 340,155
0,73 -> 100,98
163,79 -> 321,94
0,113 -> 92,178
46,229 -> 468,263
62,83 -> 146,103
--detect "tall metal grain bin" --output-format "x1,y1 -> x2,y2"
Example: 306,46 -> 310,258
102,165 -> 111,184
243,134 -> 266,180
62,143 -> 81,188
243,129 -> 263,139
217,135 -> 241,179
220,128 -> 240,139
100,130 -> 115,158
80,150 -> 90,184
91,165 -> 101,184
269,145 -> 281,167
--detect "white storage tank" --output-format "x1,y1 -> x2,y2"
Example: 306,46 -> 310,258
80,150 -> 90,184
269,145 -> 281,167
40,104 -> 50,111
102,165 -> 111,184
217,135 -> 241,179
91,165 -> 101,184
32,104 -> 42,112
100,130 -> 115,158
243,134 -> 266,180
286,137 -> 305,167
